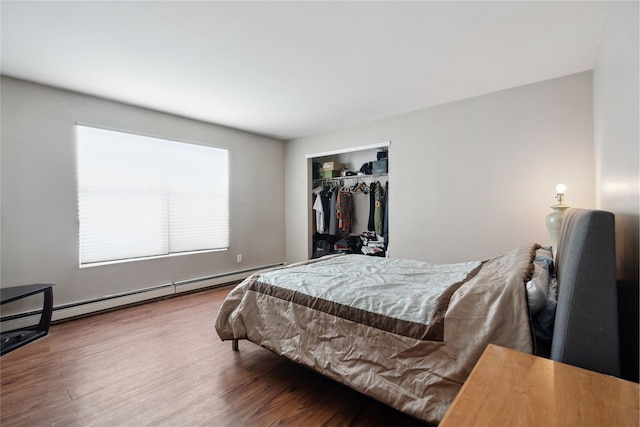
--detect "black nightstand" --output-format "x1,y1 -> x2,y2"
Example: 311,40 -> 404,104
1,284 -> 55,355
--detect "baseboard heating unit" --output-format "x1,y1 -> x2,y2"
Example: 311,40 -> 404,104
0,263 -> 284,332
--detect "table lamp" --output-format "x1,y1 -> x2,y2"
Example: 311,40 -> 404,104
546,184 -> 570,259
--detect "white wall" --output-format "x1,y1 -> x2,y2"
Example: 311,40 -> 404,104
594,1 -> 639,284
593,0 -> 639,382
286,72 -> 595,264
1,76 -> 285,312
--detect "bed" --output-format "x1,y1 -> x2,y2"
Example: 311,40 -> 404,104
215,208 -> 620,425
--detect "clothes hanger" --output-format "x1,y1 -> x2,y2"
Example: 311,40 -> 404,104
352,182 -> 366,193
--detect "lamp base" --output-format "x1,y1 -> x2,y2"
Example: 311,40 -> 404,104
546,204 -> 570,259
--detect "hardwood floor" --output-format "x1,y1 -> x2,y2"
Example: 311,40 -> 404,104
0,286 -> 429,426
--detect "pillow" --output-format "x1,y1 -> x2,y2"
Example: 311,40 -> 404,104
533,297 -> 557,343
548,275 -> 558,301
535,245 -> 554,276
526,246 -> 554,315
526,278 -> 547,315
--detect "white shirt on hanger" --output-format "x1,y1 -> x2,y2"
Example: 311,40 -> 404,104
313,194 -> 325,234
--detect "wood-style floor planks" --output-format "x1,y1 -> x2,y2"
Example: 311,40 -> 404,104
1,286 -> 428,426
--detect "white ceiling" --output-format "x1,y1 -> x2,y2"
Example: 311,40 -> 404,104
1,1 -> 608,140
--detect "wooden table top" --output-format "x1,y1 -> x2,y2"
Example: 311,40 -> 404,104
439,344 -> 639,427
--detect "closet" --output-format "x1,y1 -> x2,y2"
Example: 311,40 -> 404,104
309,144 -> 389,259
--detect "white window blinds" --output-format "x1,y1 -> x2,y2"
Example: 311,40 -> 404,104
76,125 -> 229,266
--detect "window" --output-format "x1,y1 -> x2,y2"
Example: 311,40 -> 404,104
76,125 -> 229,266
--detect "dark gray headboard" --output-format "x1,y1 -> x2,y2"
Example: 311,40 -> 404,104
551,208 -> 620,377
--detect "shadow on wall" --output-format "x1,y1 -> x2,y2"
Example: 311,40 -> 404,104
616,213 -> 639,383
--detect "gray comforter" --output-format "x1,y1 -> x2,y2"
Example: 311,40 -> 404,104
215,244 -> 535,424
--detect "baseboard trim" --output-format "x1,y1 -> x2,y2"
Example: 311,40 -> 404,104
1,263 -> 284,330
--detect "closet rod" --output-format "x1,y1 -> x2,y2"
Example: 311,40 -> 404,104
313,173 -> 388,185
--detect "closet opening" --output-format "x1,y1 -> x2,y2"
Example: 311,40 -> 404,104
306,142 -> 390,260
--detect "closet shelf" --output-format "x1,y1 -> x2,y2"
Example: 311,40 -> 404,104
313,173 -> 388,185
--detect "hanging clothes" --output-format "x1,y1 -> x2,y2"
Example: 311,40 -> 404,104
336,190 -> 353,235
321,186 -> 331,232
368,183 -> 376,232
313,194 -> 325,234
312,186 -> 325,234
384,182 -> 389,250
329,188 -> 338,236
373,181 -> 385,236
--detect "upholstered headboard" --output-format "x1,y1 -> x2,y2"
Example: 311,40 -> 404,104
551,208 -> 620,377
